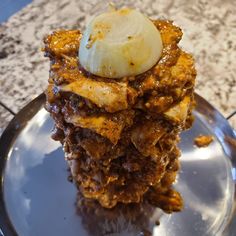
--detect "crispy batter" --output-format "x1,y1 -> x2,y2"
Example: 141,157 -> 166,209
65,110 -> 135,144
131,120 -> 166,157
194,135 -> 214,147
164,96 -> 191,124
43,30 -> 81,57
44,20 -> 196,209
60,78 -> 132,113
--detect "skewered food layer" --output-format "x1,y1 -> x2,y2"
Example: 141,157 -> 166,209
44,8 -> 196,209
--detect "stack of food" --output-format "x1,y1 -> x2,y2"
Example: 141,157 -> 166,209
44,7 -> 196,211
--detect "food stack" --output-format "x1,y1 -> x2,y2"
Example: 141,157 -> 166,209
44,9 -> 196,211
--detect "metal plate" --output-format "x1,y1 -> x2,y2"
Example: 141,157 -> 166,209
0,93 -> 235,236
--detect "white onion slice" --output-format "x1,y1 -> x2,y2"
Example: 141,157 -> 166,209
79,8 -> 163,78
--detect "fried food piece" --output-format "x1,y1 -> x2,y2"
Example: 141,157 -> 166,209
43,30 -> 81,57
164,96 -> 191,124
131,120 -> 166,157
194,135 -> 214,147
60,78 -> 133,113
65,110 -> 135,144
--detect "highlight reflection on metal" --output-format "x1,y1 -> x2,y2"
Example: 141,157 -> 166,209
0,228 -> 4,236
0,93 -> 235,236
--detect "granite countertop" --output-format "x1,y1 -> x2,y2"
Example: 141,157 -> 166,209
0,0 -> 236,135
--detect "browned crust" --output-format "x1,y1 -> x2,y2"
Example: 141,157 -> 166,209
194,135 -> 214,147
44,20 -> 196,210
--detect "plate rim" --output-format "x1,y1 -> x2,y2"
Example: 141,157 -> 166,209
0,93 -> 235,236
0,93 -> 45,236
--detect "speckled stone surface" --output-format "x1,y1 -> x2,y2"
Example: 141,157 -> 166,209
0,0 -> 236,133
0,106 -> 13,135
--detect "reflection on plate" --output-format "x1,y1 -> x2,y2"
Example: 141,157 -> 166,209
0,94 -> 235,236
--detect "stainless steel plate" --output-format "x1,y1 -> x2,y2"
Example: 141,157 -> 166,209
0,94 -> 236,236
